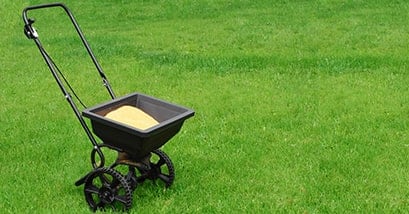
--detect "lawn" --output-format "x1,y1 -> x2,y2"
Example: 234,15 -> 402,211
2,0 -> 409,213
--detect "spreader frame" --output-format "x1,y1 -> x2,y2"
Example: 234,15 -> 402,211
22,2 -> 194,212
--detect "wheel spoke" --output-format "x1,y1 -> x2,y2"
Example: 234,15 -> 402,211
158,173 -> 170,183
155,157 -> 166,168
114,195 -> 128,204
84,184 -> 99,194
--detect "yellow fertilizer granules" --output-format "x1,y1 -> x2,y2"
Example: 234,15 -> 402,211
105,105 -> 159,130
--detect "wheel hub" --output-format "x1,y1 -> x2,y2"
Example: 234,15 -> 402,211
99,187 -> 114,204
146,164 -> 161,179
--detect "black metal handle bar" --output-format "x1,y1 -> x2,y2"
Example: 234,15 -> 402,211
23,2 -> 116,99
22,2 -> 109,166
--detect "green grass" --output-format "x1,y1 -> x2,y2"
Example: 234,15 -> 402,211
2,0 -> 409,213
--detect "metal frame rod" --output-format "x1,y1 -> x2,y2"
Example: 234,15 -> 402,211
22,3 -> 110,162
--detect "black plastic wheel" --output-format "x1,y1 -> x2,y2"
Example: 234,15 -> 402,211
84,167 -> 133,212
135,149 -> 175,188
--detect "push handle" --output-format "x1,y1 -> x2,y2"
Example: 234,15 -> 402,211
22,3 -> 113,156
22,2 -> 116,99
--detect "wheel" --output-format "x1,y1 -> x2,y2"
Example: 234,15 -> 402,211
134,149 -> 175,188
84,167 -> 133,212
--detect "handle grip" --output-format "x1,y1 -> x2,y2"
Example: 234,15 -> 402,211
23,3 -> 70,39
